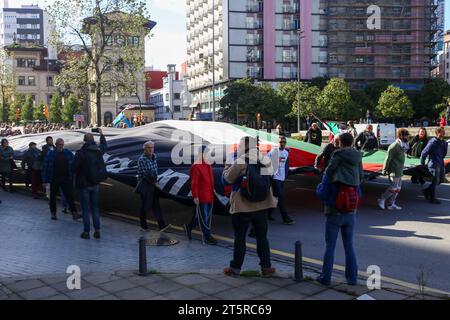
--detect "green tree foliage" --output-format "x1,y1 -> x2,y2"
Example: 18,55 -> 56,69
8,94 -> 24,122
348,90 -> 372,121
62,94 -> 81,123
317,78 -> 352,120
414,79 -> 450,119
34,101 -> 47,121
364,80 -> 389,111
48,0 -> 151,126
0,49 -> 15,122
376,85 -> 414,120
49,92 -> 63,123
291,84 -> 321,118
309,76 -> 330,90
21,95 -> 34,122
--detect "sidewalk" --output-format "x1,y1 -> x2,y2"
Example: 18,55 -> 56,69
0,191 -> 448,300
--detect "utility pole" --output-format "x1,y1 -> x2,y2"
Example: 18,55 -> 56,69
297,28 -> 304,133
212,0 -> 216,122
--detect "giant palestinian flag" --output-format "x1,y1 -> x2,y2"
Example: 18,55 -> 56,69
7,121 -> 450,210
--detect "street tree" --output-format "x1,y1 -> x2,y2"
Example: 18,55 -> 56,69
34,101 -> 47,121
219,78 -> 260,122
48,0 -> 151,126
376,85 -> 414,120
8,94 -> 24,123
414,79 -> 450,119
0,49 -> 15,122
49,92 -> 63,123
317,78 -> 352,120
21,95 -> 34,122
364,80 -> 390,110
62,94 -> 81,123
291,84 -> 321,118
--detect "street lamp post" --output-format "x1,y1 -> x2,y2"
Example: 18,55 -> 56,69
296,29 -> 304,133
212,0 -> 216,121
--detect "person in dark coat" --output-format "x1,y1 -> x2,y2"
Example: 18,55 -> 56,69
315,135 -> 340,173
355,125 -> 378,151
72,130 -> 107,240
42,138 -> 81,221
41,136 -> 55,200
305,122 -> 322,146
420,127 -> 449,204
0,138 -> 14,192
21,142 -> 42,199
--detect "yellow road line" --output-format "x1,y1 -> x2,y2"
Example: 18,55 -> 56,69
106,211 -> 450,297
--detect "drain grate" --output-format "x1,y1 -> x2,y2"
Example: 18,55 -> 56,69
146,237 -> 179,246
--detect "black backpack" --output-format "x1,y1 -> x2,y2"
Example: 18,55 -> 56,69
83,149 -> 108,185
240,162 -> 271,202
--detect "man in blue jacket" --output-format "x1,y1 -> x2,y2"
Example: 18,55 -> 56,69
42,138 -> 81,220
420,127 -> 448,204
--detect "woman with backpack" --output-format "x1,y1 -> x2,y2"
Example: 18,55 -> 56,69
222,136 -> 277,277
316,133 -> 363,286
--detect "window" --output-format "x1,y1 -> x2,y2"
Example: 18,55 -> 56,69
174,93 -> 180,100
18,76 -> 26,85
47,76 -> 53,87
103,83 -> 112,96
174,105 -> 181,112
17,59 -> 26,67
19,24 -> 27,29
28,76 -> 36,86
165,93 -> 169,101
128,36 -> 139,47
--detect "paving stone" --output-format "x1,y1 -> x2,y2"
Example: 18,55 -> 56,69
368,290 -> 411,300
333,284 -> 372,297
258,277 -> 294,288
214,287 -> 259,300
115,287 -> 158,300
239,281 -> 279,295
98,279 -> 137,293
213,275 -> 256,287
310,289 -> 355,300
149,295 -> 169,300
164,287 -> 205,300
7,279 -> 46,293
199,296 -> 220,300
191,281 -> 232,295
113,270 -> 136,279
128,274 -> 166,286
19,286 -> 59,300
41,276 -> 68,285
284,281 -> 327,297
262,289 -> 306,300
145,280 -> 184,295
84,273 -> 121,285
93,295 -> 121,300
66,287 -> 110,300
172,274 -> 211,286
47,294 -> 71,300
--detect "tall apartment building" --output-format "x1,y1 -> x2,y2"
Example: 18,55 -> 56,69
186,0 -> 438,111
434,0 -> 445,52
444,30 -> 450,84
0,2 -> 56,59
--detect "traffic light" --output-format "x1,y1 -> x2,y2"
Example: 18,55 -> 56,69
15,108 -> 20,121
44,105 -> 49,119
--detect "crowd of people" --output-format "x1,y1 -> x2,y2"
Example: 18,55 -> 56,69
0,119 -> 448,285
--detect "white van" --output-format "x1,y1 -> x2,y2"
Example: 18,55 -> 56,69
354,123 -> 396,149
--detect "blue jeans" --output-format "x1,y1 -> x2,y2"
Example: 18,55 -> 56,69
319,214 -> 358,285
61,190 -> 67,209
80,185 -> 100,232
188,203 -> 212,238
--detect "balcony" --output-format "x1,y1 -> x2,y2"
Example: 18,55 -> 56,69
282,21 -> 296,30
246,21 -> 263,29
282,72 -> 298,79
282,4 -> 299,13
246,69 -> 263,78
281,39 -> 298,46
281,56 -> 297,63
246,38 -> 263,45
246,5 -> 260,12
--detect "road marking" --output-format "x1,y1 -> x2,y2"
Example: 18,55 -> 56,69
100,182 -> 114,187
106,211 -> 450,297
365,181 -> 390,186
418,196 -> 450,202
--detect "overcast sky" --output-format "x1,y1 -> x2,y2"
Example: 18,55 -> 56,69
4,0 -> 450,72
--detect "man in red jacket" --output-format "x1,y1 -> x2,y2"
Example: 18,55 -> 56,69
184,146 -> 218,245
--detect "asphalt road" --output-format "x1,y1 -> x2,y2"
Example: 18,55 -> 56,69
97,173 -> 450,293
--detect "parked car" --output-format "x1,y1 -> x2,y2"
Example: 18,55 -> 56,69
355,123 -> 396,149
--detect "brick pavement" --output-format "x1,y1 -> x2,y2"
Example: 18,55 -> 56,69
0,191 -> 448,300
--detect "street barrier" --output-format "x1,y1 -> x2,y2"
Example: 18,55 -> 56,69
294,241 -> 304,282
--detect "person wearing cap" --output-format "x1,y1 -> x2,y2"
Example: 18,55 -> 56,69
184,145 -> 218,245
21,142 -> 42,199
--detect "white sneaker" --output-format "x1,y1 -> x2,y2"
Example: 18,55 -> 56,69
387,204 -> 402,211
377,199 -> 386,210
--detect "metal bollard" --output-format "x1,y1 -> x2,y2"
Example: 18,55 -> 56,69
294,241 -> 304,282
138,237 -> 148,276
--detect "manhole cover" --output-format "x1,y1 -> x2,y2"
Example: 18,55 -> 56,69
146,237 -> 179,246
